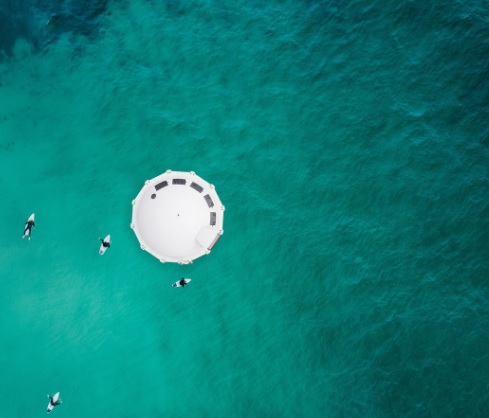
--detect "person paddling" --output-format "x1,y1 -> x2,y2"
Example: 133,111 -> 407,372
99,237 -> 111,248
22,214 -> 35,240
172,278 -> 191,287
47,392 -> 62,413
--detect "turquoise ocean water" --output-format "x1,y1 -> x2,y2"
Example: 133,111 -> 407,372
1,1 -> 489,416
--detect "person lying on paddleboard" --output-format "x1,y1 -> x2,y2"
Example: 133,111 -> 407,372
172,278 -> 191,287
47,392 -> 62,413
23,216 -> 35,240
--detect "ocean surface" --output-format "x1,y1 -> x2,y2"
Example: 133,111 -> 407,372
1,0 -> 489,416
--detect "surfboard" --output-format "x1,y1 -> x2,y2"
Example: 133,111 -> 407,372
99,235 -> 111,255
172,278 -> 191,288
22,213 -> 35,240
47,392 -> 60,413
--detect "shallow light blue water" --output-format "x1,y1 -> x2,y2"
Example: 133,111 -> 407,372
0,1 -> 489,416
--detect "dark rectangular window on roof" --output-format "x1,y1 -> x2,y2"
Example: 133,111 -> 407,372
210,212 -> 216,226
204,194 -> 214,208
155,181 -> 168,191
172,179 -> 186,185
190,182 -> 203,193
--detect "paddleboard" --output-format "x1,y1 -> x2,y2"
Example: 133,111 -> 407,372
22,213 -> 35,240
99,234 -> 111,255
172,278 -> 191,288
47,392 -> 60,413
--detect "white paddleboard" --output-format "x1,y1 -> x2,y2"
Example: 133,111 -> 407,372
22,213 -> 35,240
47,392 -> 60,413
172,278 -> 191,288
99,235 -> 111,255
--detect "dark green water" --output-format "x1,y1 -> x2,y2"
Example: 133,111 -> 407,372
0,0 -> 488,416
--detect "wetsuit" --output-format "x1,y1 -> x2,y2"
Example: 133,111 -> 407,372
100,238 -> 110,248
49,397 -> 60,406
24,220 -> 35,236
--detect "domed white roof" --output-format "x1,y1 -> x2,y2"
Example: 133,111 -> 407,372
131,170 -> 225,264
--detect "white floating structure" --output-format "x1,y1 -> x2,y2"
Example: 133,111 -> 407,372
131,170 -> 225,264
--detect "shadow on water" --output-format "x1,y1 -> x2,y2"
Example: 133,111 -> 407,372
0,0 -> 108,60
